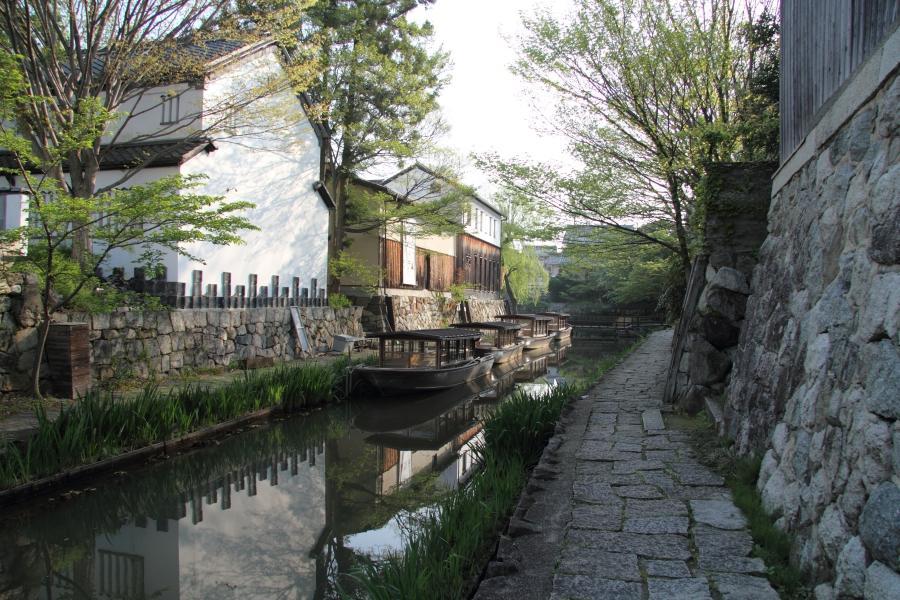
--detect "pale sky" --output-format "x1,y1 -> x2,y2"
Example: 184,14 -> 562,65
413,0 -> 576,193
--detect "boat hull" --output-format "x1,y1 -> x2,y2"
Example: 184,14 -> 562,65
522,335 -> 554,352
553,326 -> 573,342
476,342 -> 525,365
354,356 -> 496,395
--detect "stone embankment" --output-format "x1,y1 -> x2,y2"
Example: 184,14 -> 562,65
475,330 -> 780,599
0,273 -> 364,390
726,71 -> 900,595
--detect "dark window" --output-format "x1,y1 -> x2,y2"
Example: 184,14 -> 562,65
161,94 -> 180,124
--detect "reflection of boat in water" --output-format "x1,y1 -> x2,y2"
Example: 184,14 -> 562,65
354,329 -> 494,395
353,378 -> 490,434
495,314 -> 555,352
475,358 -> 524,402
451,321 -> 525,365
548,344 -> 572,367
540,312 -> 573,342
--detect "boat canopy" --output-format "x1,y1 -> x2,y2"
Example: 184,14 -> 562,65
450,321 -> 522,331
494,314 -> 554,322
366,328 -> 483,341
539,311 -> 570,318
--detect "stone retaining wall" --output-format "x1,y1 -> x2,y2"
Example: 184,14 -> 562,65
726,71 -> 899,594
0,273 -> 363,391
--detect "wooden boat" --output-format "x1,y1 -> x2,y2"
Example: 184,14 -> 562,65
540,311 -> 573,342
495,313 -> 555,352
354,329 -> 495,395
450,321 -> 525,365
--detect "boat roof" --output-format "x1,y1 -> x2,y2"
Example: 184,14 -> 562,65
539,311 -> 571,318
366,328 -> 483,341
451,321 -> 522,331
495,314 -> 554,322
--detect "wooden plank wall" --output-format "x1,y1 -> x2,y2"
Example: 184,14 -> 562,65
781,0 -> 899,162
455,234 -> 501,293
381,237 -> 455,291
382,238 -> 403,289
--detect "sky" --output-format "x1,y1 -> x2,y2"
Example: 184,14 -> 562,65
411,0 -> 576,194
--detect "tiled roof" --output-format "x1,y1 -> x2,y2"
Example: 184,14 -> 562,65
0,139 -> 215,172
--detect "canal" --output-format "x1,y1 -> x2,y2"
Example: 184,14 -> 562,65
0,340 -> 626,599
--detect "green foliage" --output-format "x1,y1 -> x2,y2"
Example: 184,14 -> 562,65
328,292 -> 353,309
0,358 -> 355,489
482,0 -> 781,300
349,384 -> 583,599
683,413 -> 811,599
448,283 -> 466,303
502,243 -> 549,305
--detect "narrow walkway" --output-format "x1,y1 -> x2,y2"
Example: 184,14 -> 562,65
475,330 -> 779,600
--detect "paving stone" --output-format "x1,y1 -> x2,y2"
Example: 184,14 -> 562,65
698,554 -> 767,573
642,409 -> 665,430
613,459 -> 665,474
624,516 -> 689,534
558,547 -> 640,580
593,402 -> 619,413
648,576 -> 713,600
613,442 -> 643,452
710,572 -> 780,599
693,525 -> 755,557
614,484 -> 664,499
690,500 -> 748,530
670,485 -> 733,501
570,504 -> 622,531
625,499 -> 688,517
550,574 -> 642,600
607,473 -> 646,486
643,559 -> 693,578
643,436 -> 676,449
644,449 -> 679,461
671,464 -> 726,486
641,471 -> 677,490
573,482 -> 623,505
567,530 -> 692,560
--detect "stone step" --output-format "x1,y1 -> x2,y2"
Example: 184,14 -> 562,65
704,397 -> 725,435
642,409 -> 665,431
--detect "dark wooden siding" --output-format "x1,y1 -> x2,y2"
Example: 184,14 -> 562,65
455,234 -> 501,293
781,0 -> 899,162
381,237 -> 455,291
382,237 -> 404,289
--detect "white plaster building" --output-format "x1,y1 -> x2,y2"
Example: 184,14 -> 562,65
1,40 -> 333,299
343,163 -> 503,295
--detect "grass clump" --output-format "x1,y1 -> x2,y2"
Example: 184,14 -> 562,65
348,383 -> 583,600
0,358 -> 354,489
683,414 -> 810,599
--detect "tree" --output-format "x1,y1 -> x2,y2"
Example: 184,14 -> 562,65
0,53 -> 258,397
298,0 -> 449,290
502,243 -> 549,309
482,0 -> 777,284
0,0 -> 316,265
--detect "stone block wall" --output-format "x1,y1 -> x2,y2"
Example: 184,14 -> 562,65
466,297 -> 508,322
0,273 -> 363,390
665,163 -> 774,416
389,294 -> 462,331
70,306 -> 363,383
726,71 -> 899,593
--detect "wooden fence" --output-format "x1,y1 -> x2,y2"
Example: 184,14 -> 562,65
781,0 -> 899,161
118,268 -> 327,309
382,237 -> 455,291
455,234 -> 501,293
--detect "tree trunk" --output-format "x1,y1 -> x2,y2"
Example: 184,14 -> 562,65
504,269 -> 518,314
668,175 -> 692,280
327,170 -> 350,293
30,316 -> 51,399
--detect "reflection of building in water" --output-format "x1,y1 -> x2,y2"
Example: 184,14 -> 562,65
19,441 -> 329,600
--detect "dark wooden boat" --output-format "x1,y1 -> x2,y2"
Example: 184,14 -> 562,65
540,311 -> 573,341
354,329 -> 495,395
450,321 -> 525,365
495,313 -> 555,352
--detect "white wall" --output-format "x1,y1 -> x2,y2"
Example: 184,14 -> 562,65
176,47 -> 328,293
104,83 -> 204,144
463,196 -> 502,247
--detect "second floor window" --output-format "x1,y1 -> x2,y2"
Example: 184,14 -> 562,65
161,93 -> 179,124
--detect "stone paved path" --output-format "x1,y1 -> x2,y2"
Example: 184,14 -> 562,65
475,330 -> 780,600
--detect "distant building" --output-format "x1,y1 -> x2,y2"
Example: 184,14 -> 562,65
342,163 -> 503,296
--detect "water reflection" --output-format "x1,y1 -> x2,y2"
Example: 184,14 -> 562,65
0,341 -> 623,599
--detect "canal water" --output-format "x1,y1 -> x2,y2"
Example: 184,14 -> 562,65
0,340 -> 625,599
